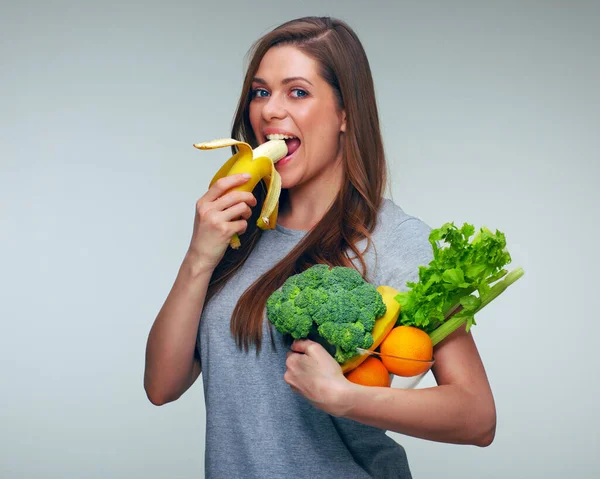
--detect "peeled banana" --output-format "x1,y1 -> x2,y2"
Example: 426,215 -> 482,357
193,138 -> 288,249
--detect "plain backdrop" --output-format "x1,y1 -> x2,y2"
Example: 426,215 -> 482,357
2,1 -> 599,478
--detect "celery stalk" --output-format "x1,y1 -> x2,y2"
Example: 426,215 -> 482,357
429,267 -> 525,346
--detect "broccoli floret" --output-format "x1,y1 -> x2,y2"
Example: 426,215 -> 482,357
294,288 -> 328,316
281,275 -> 301,299
266,290 -> 313,339
266,264 -> 387,363
350,283 -> 387,331
324,266 -> 366,292
318,321 -> 374,362
295,263 -> 330,289
316,289 -> 359,324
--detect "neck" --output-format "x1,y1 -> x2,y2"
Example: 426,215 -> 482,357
278,161 -> 344,231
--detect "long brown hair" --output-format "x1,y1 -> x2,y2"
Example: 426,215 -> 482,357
207,16 -> 388,352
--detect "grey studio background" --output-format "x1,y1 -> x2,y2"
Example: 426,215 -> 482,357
2,1 -> 599,478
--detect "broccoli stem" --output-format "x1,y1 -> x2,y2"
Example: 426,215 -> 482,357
429,267 -> 524,346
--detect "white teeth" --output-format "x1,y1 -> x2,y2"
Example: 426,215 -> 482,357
266,133 -> 297,140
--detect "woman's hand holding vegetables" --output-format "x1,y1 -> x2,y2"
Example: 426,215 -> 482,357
285,339 -> 354,417
186,174 -> 256,273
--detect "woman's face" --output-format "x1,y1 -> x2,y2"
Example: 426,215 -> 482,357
249,45 -> 346,190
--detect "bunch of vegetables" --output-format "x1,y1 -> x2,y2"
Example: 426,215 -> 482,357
395,222 -> 524,345
266,222 -> 524,381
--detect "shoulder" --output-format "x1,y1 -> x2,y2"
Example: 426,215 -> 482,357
373,198 -> 433,256
367,198 -> 434,291
375,198 -> 431,238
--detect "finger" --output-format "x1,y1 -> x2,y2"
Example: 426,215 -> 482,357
285,351 -> 299,369
214,190 -> 257,211
290,339 -> 318,354
220,202 -> 252,222
238,206 -> 253,221
283,373 -> 300,395
229,218 -> 250,236
204,174 -> 251,202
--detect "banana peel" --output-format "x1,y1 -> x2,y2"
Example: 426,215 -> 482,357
193,138 -> 288,249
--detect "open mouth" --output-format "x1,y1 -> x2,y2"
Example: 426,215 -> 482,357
266,133 -> 300,163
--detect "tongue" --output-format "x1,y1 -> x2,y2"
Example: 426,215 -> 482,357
284,138 -> 301,155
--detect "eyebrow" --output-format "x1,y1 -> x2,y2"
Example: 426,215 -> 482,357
252,76 -> 314,86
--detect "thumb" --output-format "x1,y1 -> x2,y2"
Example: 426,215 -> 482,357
290,339 -> 319,355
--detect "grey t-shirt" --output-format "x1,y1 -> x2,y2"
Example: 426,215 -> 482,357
197,198 -> 434,479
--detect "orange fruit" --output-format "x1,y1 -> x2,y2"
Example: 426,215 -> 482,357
345,356 -> 391,387
379,326 -> 433,377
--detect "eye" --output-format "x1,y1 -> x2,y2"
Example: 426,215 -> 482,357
290,88 -> 308,98
251,88 -> 270,99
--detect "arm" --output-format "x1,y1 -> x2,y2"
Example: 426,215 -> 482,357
144,174 -> 257,406
285,329 -> 496,447
143,257 -> 211,406
341,328 -> 495,446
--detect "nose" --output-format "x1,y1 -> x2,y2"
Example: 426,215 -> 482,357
261,94 -> 287,122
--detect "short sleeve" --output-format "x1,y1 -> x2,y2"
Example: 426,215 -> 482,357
373,217 -> 434,292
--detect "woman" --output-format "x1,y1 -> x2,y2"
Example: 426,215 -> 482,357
144,16 -> 496,479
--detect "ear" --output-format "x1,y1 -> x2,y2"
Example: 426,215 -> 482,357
340,110 -> 347,133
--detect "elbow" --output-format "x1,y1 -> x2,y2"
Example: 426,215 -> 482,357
144,380 -> 178,407
474,425 -> 496,447
472,409 -> 496,447
146,390 -> 170,406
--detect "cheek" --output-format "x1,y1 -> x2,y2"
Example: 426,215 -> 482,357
312,117 -> 342,153
248,104 -> 261,132
310,106 -> 342,137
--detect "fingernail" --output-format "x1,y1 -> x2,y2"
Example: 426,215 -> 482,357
241,173 -> 252,179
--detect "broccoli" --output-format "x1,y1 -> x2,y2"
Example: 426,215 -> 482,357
266,264 -> 386,363
317,321 -> 375,363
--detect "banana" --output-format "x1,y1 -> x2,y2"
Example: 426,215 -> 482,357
193,138 -> 288,249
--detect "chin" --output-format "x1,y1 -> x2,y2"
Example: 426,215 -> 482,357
278,171 -> 296,190
280,180 -> 294,190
